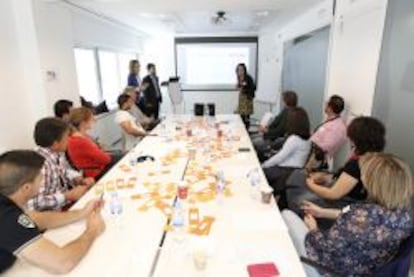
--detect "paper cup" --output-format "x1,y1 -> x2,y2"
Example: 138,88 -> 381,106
261,187 -> 273,204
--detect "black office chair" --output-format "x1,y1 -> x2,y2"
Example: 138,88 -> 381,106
207,103 -> 215,116
301,232 -> 414,277
194,103 -> 205,116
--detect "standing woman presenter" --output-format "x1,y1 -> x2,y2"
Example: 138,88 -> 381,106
236,63 -> 256,130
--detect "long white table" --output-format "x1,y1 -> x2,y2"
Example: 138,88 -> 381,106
5,115 -> 305,277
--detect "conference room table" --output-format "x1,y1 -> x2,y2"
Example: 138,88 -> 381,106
5,114 -> 306,277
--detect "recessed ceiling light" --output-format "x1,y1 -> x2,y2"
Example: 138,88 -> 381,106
256,10 -> 269,17
138,13 -> 169,19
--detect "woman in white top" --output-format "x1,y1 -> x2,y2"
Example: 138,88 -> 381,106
262,107 -> 311,204
115,94 -> 147,152
123,86 -> 155,129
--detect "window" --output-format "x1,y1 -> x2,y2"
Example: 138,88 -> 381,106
73,48 -> 138,110
74,48 -> 100,105
98,50 -> 121,109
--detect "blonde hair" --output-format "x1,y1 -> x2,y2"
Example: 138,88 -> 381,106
129,60 -> 139,73
360,153 -> 414,209
123,86 -> 136,96
69,107 -> 94,129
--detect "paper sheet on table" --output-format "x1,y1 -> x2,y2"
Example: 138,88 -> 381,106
231,211 -> 287,233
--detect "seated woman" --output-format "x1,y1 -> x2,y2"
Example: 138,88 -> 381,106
123,86 -> 158,130
262,107 -> 311,202
286,116 -> 386,211
282,153 -> 414,276
115,94 -> 148,152
67,107 -> 115,180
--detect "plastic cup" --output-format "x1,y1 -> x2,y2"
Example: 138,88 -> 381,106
261,187 -> 273,204
178,182 -> 189,200
192,248 -> 208,271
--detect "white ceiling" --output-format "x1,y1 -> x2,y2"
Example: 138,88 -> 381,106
62,0 -> 324,35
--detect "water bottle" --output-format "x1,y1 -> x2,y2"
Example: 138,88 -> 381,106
109,191 -> 123,218
172,200 -> 185,229
216,178 -> 225,205
172,200 -> 186,242
249,169 -> 261,200
129,155 -> 137,167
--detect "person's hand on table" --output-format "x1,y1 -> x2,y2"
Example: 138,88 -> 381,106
301,200 -> 324,218
304,214 -> 318,231
82,199 -> 105,217
86,206 -> 105,237
65,186 -> 89,202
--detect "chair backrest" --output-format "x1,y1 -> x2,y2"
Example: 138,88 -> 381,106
207,103 -> 215,116
374,233 -> 414,277
194,103 -> 205,116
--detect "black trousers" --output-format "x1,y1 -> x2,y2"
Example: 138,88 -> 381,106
144,102 -> 161,120
241,115 -> 250,130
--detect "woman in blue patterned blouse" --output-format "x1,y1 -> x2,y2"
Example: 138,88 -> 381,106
282,153 -> 414,276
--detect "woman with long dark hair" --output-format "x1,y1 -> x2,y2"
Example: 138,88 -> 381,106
262,107 -> 312,207
236,63 -> 256,129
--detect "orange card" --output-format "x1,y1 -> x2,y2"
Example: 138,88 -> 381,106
189,207 -> 200,227
155,201 -> 173,217
127,177 -> 137,188
191,216 -> 215,236
116,179 -> 125,189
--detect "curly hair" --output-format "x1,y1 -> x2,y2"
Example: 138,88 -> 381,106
347,116 -> 386,155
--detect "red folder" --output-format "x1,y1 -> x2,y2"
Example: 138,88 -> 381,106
247,262 -> 279,277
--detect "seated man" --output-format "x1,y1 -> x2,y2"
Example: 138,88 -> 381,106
253,90 -> 298,161
123,86 -> 158,130
307,95 -> 347,170
53,99 -> 73,123
0,150 -> 105,274
28,118 -> 95,211
115,94 -> 148,152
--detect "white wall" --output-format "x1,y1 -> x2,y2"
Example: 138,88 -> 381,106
257,0 -> 333,112
0,0 -> 47,152
325,0 -> 388,116
0,0 -> 148,152
32,0 -> 146,116
33,0 -> 81,113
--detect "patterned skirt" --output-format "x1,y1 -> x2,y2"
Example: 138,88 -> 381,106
237,92 -> 254,115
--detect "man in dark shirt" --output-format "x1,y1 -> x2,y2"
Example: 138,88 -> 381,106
253,91 -> 298,161
142,63 -> 163,119
0,150 -> 105,274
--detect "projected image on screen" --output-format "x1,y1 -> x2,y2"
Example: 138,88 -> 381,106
176,39 -> 257,91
